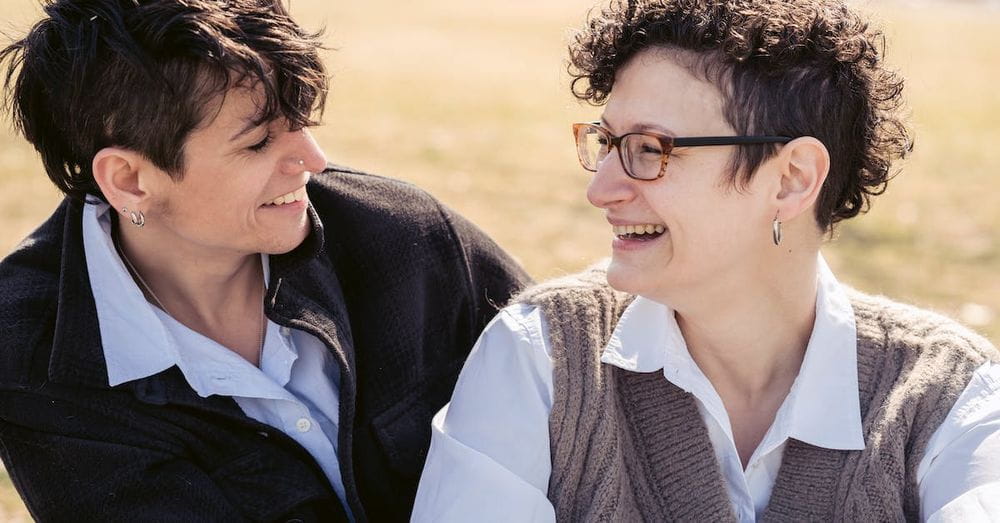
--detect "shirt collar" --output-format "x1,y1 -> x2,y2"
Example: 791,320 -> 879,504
82,202 -> 176,386
600,254 -> 865,451
83,202 -> 295,399
789,256 -> 864,450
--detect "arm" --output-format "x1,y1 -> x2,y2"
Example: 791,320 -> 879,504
412,305 -> 556,523
0,401 -> 246,521
919,361 -> 1000,521
0,387 -> 340,522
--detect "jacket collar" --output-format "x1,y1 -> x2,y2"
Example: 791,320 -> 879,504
48,198 -> 110,388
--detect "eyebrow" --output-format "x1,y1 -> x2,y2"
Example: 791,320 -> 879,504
599,116 -> 677,137
229,114 -> 267,142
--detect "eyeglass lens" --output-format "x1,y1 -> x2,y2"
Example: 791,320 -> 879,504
576,125 -> 608,171
575,125 -> 667,180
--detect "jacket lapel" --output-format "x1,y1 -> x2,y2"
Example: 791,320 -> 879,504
47,199 -> 113,388
265,203 -> 364,519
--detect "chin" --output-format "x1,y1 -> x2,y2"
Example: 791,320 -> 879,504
260,224 -> 310,255
605,251 -> 679,301
605,258 -> 644,295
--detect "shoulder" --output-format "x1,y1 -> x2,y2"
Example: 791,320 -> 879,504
0,199 -> 70,280
0,200 -> 72,320
306,164 -> 480,264
458,302 -> 554,376
308,164 -> 451,227
488,303 -> 550,349
848,287 -> 998,424
847,288 -> 998,364
305,164 -> 528,303
514,260 -> 632,313
511,263 -> 634,366
846,289 -> 1000,481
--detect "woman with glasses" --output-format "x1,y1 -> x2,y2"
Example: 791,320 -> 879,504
413,0 -> 1000,521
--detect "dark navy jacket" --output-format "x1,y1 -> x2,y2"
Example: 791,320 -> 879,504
0,165 -> 531,522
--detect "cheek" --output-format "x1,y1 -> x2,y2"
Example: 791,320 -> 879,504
686,203 -> 760,263
147,194 -> 176,223
655,192 -> 743,255
160,187 -> 255,234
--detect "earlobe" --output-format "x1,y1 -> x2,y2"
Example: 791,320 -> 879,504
92,147 -> 148,209
774,137 -> 830,220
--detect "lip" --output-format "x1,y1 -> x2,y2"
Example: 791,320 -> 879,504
607,216 -> 667,252
612,231 -> 666,252
607,217 -> 664,227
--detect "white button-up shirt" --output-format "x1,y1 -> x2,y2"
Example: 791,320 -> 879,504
81,202 -> 351,519
413,257 -> 1000,522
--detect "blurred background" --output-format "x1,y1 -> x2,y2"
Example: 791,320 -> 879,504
1,0 -> 999,518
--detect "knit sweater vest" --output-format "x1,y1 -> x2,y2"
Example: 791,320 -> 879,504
515,266 -> 999,522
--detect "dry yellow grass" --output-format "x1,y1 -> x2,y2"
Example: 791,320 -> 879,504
1,0 -> 999,517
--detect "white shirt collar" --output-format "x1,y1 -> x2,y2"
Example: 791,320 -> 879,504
600,255 -> 865,451
83,202 -> 176,386
82,202 -> 295,398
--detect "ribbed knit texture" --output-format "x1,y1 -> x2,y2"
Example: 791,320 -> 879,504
516,266 -> 998,522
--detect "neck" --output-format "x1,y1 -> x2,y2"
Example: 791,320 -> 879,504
114,217 -> 263,328
673,248 -> 820,400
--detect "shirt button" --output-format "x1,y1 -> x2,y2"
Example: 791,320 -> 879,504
295,417 -> 312,433
280,326 -> 291,337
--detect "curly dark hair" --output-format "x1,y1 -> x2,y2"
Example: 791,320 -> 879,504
1,0 -> 327,202
569,0 -> 913,230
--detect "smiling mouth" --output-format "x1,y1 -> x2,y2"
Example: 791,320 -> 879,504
263,186 -> 307,207
613,224 -> 666,241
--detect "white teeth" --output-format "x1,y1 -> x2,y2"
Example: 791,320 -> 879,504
266,187 -> 307,206
612,224 -> 666,236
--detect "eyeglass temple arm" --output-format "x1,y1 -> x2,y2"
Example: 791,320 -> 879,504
672,136 -> 793,147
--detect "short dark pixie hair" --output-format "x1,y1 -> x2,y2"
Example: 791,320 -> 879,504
1,0 -> 327,202
569,0 -> 913,230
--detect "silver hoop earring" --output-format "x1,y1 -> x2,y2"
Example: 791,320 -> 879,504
772,212 -> 782,246
122,207 -> 145,228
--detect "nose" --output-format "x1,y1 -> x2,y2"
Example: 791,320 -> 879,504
284,128 -> 327,174
586,149 -> 636,210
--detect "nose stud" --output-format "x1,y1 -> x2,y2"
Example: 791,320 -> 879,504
297,159 -> 305,166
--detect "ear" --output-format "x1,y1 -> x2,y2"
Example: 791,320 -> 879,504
92,147 -> 152,212
772,136 -> 830,224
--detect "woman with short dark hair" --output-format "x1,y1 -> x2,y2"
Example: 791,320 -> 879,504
0,0 -> 529,520
414,1 -> 1000,520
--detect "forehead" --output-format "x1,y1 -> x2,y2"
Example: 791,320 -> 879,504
603,48 -> 732,136
187,83 -> 268,142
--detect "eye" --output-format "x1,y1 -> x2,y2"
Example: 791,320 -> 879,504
639,143 -> 663,155
247,131 -> 273,153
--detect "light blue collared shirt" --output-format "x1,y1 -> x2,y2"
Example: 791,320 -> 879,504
81,201 -> 351,519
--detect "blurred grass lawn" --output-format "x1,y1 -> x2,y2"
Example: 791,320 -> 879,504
1,0 -> 999,518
